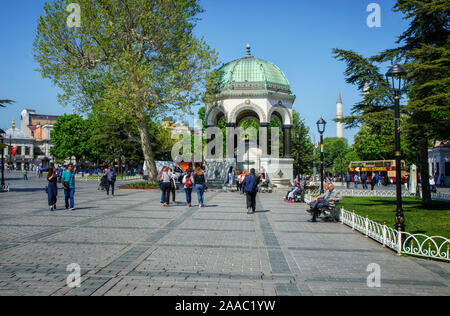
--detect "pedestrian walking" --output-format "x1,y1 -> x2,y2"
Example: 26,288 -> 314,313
227,166 -> 234,186
23,169 -> 28,181
239,170 -> 247,195
439,174 -> 445,187
354,174 -> 359,189
168,168 -> 177,204
361,173 -> 368,189
235,170 -> 241,192
193,167 -> 206,208
161,167 -> 172,207
62,164 -> 76,210
47,165 -> 58,211
430,176 -> 437,193
370,173 -> 377,191
242,168 -> 260,214
105,166 -> 116,196
158,166 -> 166,204
182,168 -> 194,207
345,173 -> 351,189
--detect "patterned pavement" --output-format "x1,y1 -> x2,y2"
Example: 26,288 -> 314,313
0,174 -> 449,296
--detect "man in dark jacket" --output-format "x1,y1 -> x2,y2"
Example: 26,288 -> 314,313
243,168 -> 260,214
345,173 -> 351,189
361,173 -> 368,189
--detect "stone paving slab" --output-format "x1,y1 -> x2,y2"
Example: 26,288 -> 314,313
0,175 -> 449,296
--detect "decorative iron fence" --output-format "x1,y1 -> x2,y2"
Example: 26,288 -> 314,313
305,189 -> 450,202
306,189 -> 414,198
339,208 -> 450,261
431,192 -> 450,202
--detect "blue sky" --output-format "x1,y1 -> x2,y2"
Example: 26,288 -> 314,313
0,0 -> 409,143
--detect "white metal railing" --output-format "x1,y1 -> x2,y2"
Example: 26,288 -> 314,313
339,208 -> 450,261
306,189 -> 414,197
75,175 -> 142,182
431,192 -> 450,202
305,189 -> 450,202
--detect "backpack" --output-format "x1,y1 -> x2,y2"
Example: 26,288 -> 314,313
185,175 -> 193,188
245,175 -> 257,193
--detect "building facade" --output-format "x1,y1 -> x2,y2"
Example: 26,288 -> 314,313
21,109 -> 58,167
2,121 -> 35,170
428,141 -> 450,186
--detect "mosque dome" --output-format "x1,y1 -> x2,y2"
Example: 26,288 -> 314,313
4,128 -> 31,139
216,44 -> 293,98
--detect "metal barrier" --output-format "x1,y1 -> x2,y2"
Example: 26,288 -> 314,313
339,208 -> 450,261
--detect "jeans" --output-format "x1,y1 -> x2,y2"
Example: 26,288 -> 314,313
195,184 -> 205,205
47,182 -> 57,206
170,186 -> 176,202
228,174 -> 234,185
184,188 -> 192,204
246,191 -> 257,211
106,181 -> 115,195
162,182 -> 171,204
160,183 -> 164,202
64,188 -> 75,209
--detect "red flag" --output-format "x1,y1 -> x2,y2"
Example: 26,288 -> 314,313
11,147 -> 18,156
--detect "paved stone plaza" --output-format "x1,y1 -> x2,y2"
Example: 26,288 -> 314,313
0,174 -> 449,296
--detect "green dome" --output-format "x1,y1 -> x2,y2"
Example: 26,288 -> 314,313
216,45 -> 292,95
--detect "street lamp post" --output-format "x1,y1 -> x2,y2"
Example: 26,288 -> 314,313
295,134 -> 300,178
245,135 -> 250,172
386,63 -> 407,232
316,118 -> 326,194
0,129 -> 5,186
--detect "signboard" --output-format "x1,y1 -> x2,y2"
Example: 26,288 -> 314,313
348,166 -> 397,172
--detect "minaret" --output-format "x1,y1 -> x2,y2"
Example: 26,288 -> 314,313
336,91 -> 343,138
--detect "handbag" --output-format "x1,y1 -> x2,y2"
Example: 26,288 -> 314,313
63,173 -> 73,190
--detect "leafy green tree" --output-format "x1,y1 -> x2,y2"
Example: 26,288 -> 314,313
319,137 -> 349,175
50,114 -> 94,165
0,99 -> 14,108
291,110 -> 314,175
34,0 -> 217,182
333,0 -> 449,206
88,112 -> 143,168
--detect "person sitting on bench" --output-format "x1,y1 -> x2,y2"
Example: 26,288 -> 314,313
284,179 -> 302,203
308,183 -> 337,222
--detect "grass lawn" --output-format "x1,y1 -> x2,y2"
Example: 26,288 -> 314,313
337,197 -> 450,238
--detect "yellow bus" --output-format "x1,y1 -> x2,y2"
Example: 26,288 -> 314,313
348,160 -> 407,183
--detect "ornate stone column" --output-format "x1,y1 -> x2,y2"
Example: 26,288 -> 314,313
283,125 -> 292,158
259,122 -> 269,157
226,123 -> 236,159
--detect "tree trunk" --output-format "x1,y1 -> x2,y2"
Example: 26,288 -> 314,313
136,117 -> 157,183
418,136 -> 431,208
